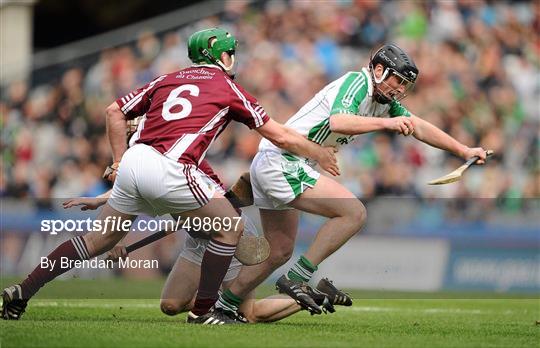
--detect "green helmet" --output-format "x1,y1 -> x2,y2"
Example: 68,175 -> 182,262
187,27 -> 237,66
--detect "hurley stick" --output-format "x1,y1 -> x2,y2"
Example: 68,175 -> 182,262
428,150 -> 493,185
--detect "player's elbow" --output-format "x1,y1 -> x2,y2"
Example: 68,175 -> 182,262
266,127 -> 292,149
329,115 -> 350,134
270,134 -> 290,149
258,120 -> 295,150
329,115 -> 341,133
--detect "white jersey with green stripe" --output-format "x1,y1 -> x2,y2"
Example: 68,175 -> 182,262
258,67 -> 411,164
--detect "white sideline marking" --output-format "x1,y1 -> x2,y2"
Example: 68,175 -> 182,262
346,306 -> 501,315
30,302 -> 528,315
32,301 -> 156,309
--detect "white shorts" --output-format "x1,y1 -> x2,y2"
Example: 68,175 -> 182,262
250,151 -> 320,210
109,144 -> 216,216
179,235 -> 242,282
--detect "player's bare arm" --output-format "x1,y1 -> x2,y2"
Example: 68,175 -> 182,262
410,115 -> 487,164
62,190 -> 111,210
62,197 -> 107,210
256,119 -> 340,176
105,102 -> 128,163
329,114 -> 415,136
328,113 -> 485,163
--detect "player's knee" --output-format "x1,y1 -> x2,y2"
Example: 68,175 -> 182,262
160,300 -> 179,316
353,201 -> 367,231
160,299 -> 187,316
345,200 -> 367,233
268,246 -> 293,268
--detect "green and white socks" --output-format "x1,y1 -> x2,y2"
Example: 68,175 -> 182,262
214,255 -> 317,313
287,255 -> 318,282
215,288 -> 243,313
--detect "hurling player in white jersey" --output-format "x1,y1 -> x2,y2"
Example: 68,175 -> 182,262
213,44 -> 488,314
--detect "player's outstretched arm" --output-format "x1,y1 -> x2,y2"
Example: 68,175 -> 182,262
105,102 -> 128,163
329,114 -> 415,136
62,189 -> 111,210
242,295 -> 300,323
410,115 -> 487,164
256,119 -> 340,176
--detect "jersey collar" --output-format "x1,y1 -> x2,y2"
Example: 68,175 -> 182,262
191,63 -> 223,70
362,67 -> 374,97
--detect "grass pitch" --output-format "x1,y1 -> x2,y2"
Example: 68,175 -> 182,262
0,278 -> 538,348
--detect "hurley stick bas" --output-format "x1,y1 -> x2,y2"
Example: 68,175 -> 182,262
428,150 -> 493,185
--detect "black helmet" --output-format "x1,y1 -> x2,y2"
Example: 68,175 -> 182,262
369,44 -> 419,104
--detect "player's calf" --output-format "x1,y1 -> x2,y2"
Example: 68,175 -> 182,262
3,206 -> 135,320
179,193 -> 244,316
10,235 -> 92,306
291,177 -> 367,268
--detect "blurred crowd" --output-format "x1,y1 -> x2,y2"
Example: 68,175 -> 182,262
1,0 -> 539,214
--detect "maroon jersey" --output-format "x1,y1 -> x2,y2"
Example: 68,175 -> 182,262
116,65 -> 269,166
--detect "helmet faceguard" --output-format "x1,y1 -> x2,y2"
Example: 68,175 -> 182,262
187,28 -> 238,76
369,44 -> 419,104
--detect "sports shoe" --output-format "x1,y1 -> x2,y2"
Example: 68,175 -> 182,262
187,307 -> 247,325
316,278 -> 353,306
306,287 -> 335,313
275,275 -> 322,315
2,285 -> 28,320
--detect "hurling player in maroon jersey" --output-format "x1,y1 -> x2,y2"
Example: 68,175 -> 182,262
61,118 -> 343,323
2,28 -> 339,325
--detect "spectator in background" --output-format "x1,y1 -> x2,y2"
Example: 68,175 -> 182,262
1,0 -> 538,220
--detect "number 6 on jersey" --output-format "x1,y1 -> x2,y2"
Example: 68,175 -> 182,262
162,84 -> 200,121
